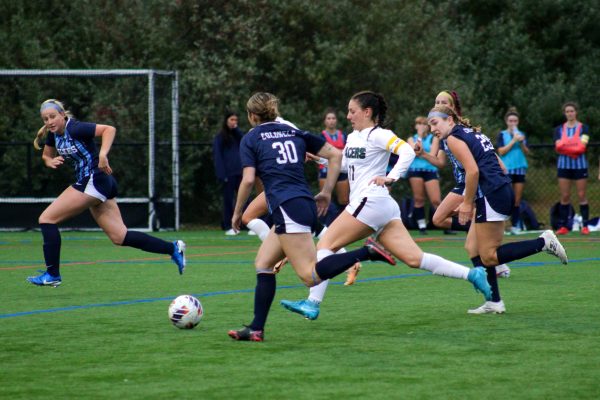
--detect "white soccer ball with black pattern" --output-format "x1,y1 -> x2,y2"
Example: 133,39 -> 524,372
168,295 -> 203,329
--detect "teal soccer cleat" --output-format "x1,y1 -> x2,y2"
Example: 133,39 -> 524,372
280,299 -> 320,320
467,267 -> 492,301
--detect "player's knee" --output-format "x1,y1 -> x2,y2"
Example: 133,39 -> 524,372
403,254 -> 422,269
480,252 -> 498,267
431,213 -> 444,228
296,269 -> 316,287
241,212 -> 252,226
109,231 -> 126,246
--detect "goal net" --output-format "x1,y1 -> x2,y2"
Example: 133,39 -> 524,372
0,69 -> 180,231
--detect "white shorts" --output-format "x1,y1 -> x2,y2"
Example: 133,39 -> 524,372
345,195 -> 401,233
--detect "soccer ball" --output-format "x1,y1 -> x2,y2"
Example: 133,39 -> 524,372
168,295 -> 203,329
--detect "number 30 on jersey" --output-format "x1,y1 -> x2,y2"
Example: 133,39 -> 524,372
272,140 -> 299,164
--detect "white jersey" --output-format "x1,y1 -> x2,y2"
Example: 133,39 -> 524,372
344,126 -> 414,204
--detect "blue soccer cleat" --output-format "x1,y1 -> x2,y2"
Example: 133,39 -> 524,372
280,299 -> 320,320
27,270 -> 62,287
171,240 -> 186,275
467,267 -> 492,301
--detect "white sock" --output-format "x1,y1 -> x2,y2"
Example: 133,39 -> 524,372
310,248 -> 335,302
419,253 -> 469,280
308,280 -> 329,303
317,225 -> 328,239
317,248 -> 334,261
417,219 -> 427,229
247,218 -> 270,241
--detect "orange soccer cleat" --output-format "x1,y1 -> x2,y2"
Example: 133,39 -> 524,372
344,262 -> 362,286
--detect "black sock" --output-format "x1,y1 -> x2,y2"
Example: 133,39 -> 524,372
559,204 -> 570,228
580,204 -> 589,227
249,273 -> 276,331
496,238 -> 545,265
315,247 -> 370,281
471,256 -> 483,268
122,231 -> 174,255
473,255 -> 501,302
314,221 -> 326,238
512,205 -> 520,228
484,266 -> 501,302
414,206 -> 425,221
451,216 -> 471,232
40,223 -> 61,276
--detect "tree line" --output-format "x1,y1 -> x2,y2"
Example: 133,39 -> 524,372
0,0 -> 598,223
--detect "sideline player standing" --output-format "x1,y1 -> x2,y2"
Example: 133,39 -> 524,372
27,99 -> 186,287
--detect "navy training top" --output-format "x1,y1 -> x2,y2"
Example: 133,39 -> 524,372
45,119 -> 98,182
213,127 -> 244,180
239,121 -> 326,212
448,125 -> 510,198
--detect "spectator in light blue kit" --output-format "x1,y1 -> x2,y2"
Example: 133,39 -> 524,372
406,115 -> 441,234
213,111 -> 244,235
496,107 -> 529,234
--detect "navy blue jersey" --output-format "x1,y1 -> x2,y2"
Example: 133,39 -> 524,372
46,119 -> 98,181
449,125 -> 511,198
441,138 -> 465,186
240,122 -> 326,212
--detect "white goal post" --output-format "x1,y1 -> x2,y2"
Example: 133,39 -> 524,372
0,69 -> 180,231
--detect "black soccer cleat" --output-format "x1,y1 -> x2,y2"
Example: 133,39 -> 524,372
228,326 -> 264,342
365,237 -> 396,266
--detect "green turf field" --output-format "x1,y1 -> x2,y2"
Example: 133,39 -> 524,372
1,230 -> 599,399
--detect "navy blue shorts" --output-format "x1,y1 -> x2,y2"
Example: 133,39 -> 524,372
508,174 -> 526,183
475,184 -> 514,223
318,167 -> 348,181
272,197 -> 318,234
557,168 -> 588,180
406,170 -> 439,182
72,172 -> 118,202
451,184 -> 465,195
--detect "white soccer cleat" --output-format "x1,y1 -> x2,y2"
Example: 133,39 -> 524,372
467,300 -> 506,314
540,230 -> 568,265
495,264 -> 511,278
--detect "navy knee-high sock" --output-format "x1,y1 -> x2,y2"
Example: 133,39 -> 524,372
496,238 -> 545,265
40,223 -> 61,276
315,247 -> 370,281
250,273 -> 276,331
471,256 -> 501,302
559,204 -> 570,228
122,231 -> 174,255
580,204 -> 589,227
451,216 -> 471,232
511,205 -> 520,228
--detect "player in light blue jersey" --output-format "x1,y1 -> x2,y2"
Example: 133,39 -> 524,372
27,99 -> 186,287
428,105 -> 568,314
406,116 -> 441,234
227,93 -> 394,342
496,107 -> 530,234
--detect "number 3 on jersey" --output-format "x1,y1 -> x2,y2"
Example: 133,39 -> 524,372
272,140 -> 299,164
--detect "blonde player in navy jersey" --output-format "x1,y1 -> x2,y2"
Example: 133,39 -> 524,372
415,91 -> 510,281
428,105 -> 568,314
227,93 -> 394,342
27,99 -> 186,287
280,91 -> 493,321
